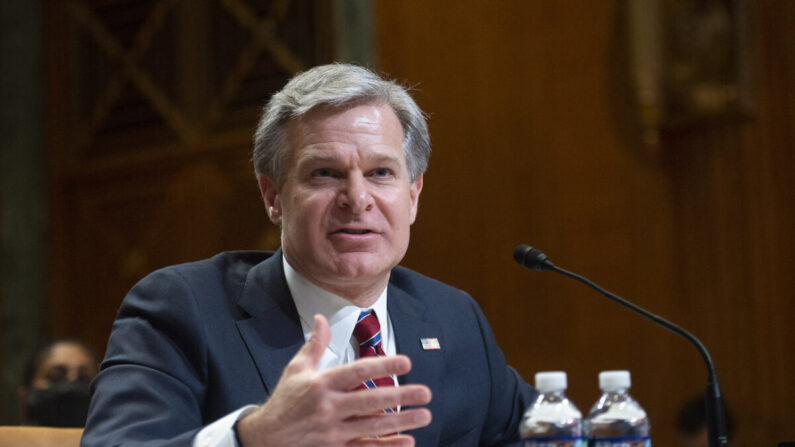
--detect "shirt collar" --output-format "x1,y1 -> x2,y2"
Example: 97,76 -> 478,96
283,256 -> 389,357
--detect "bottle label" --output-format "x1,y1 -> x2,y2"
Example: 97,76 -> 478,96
522,437 -> 585,447
590,437 -> 651,447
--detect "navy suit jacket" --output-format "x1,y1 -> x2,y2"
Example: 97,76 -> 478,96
82,250 -> 536,446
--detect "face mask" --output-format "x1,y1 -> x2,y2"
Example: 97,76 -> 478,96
25,380 -> 91,427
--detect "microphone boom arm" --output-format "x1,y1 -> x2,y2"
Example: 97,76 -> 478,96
553,265 -> 715,376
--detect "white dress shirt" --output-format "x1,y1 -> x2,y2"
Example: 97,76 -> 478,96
193,256 -> 395,447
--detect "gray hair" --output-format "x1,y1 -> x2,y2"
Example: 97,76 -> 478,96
253,63 -> 430,184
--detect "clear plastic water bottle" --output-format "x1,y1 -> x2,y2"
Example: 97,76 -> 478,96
520,371 -> 584,447
586,370 -> 651,447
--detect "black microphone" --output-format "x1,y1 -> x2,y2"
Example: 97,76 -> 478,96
513,244 -> 728,447
513,245 -> 556,271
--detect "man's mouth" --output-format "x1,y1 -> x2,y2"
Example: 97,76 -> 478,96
334,229 -> 373,235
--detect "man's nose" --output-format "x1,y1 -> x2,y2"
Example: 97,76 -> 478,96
337,174 -> 374,213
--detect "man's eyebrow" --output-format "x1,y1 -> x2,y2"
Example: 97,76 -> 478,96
366,153 -> 402,165
295,152 -> 336,165
294,152 -> 402,166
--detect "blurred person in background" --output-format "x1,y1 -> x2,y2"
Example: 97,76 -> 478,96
676,394 -> 735,447
17,339 -> 98,427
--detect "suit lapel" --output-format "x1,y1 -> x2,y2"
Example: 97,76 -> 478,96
232,256 -> 445,443
235,250 -> 304,396
388,283 -> 444,446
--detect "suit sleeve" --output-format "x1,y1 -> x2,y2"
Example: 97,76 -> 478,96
81,268 -> 210,447
466,297 -> 537,446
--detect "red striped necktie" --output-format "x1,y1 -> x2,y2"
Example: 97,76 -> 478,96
353,310 -> 397,413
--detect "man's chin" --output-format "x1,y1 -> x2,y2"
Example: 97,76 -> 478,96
328,252 -> 397,279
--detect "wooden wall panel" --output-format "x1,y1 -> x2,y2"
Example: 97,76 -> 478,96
48,153 -> 276,346
45,0 -> 330,363
376,1 -> 794,446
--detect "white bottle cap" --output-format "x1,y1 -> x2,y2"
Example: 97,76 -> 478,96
534,371 -> 567,393
599,370 -> 631,392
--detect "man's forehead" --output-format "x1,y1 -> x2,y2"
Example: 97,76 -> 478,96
301,100 -> 392,118
284,103 -> 406,166
294,149 -> 403,165
290,102 -> 401,132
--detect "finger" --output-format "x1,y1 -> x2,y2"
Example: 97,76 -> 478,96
325,355 -> 412,390
348,434 -> 416,447
337,385 -> 432,419
289,314 -> 330,371
344,408 -> 432,439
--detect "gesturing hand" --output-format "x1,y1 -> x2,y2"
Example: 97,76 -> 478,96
236,314 -> 433,446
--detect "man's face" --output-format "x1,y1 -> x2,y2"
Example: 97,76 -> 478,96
258,103 -> 423,301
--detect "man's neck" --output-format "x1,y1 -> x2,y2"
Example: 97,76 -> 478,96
282,256 -> 389,308
318,281 -> 386,308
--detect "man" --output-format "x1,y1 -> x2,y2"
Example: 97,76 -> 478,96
82,64 -> 535,446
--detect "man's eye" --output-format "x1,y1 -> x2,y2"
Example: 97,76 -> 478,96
312,168 -> 333,178
371,168 -> 392,178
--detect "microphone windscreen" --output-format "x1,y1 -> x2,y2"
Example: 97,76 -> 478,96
513,245 -> 553,271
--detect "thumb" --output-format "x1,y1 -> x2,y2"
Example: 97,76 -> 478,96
302,314 -> 330,369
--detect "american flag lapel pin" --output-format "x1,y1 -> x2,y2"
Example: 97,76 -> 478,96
420,337 -> 441,350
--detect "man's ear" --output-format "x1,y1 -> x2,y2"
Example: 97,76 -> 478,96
257,174 -> 282,226
409,173 -> 423,224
